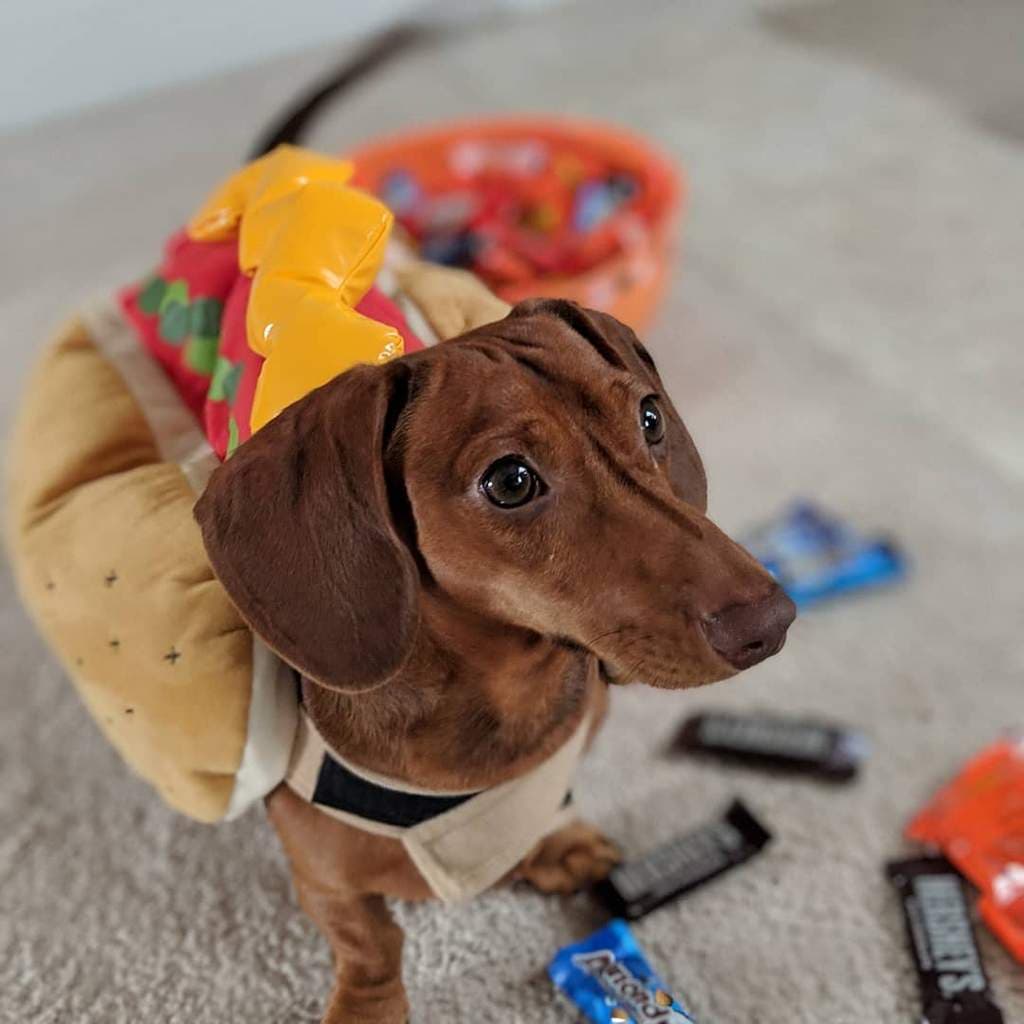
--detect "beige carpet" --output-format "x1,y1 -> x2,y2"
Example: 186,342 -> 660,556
2,1 -> 1023,1020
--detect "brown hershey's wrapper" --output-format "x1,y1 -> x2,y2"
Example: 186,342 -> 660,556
673,710 -> 868,781
887,856 -> 1004,1024
594,799 -> 771,920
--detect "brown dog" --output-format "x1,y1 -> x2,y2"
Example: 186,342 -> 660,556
194,297 -> 794,1024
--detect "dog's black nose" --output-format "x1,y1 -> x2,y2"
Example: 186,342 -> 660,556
702,587 -> 796,670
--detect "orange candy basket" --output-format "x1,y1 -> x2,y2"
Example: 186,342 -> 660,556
349,117 -> 683,333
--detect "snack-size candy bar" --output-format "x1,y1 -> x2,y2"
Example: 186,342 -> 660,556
742,501 -> 905,609
674,710 -> 868,781
887,857 -> 1004,1024
548,919 -> 698,1023
594,800 -> 771,920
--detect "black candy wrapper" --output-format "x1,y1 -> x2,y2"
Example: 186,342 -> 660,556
887,857 -> 1004,1024
673,710 -> 868,781
594,799 -> 771,920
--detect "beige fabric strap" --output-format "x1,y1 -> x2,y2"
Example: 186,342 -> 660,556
285,708 -> 588,902
79,296 -> 299,820
80,298 -> 220,491
285,711 -> 409,840
403,721 -> 584,903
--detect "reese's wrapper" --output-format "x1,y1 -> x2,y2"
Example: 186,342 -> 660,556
594,799 -> 772,920
886,857 -> 1004,1024
674,710 -> 868,781
548,919 -> 697,1023
980,894 -> 1024,967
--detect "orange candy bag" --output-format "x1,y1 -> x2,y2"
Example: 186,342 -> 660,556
907,737 -> 1024,962
980,894 -> 1024,964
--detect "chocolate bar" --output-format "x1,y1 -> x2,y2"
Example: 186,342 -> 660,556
673,710 -> 868,781
548,919 -> 698,1023
594,799 -> 772,920
887,857 -> 1004,1024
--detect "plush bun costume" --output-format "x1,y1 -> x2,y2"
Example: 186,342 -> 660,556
7,147 -> 515,830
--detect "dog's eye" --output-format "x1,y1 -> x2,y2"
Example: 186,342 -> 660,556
640,396 -> 665,445
481,457 -> 540,509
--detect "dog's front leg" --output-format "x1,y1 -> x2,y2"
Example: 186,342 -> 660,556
267,786 -> 410,1024
295,883 -> 408,1024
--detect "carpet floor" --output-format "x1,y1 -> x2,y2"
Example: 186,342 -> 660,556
2,1 -> 1022,1020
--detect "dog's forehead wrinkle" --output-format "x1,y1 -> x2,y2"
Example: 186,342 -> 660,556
632,339 -> 657,372
520,303 -> 628,370
482,318 -> 619,371
581,423 -> 704,541
486,333 -> 644,416
461,340 -> 507,365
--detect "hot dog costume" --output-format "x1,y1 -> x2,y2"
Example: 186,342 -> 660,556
7,147 -> 587,901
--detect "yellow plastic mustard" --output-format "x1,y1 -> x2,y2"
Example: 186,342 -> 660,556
187,145 -> 402,432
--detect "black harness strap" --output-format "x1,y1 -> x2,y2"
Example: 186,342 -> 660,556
312,753 -> 483,829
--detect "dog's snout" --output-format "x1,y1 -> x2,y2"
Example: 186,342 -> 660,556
702,587 -> 796,670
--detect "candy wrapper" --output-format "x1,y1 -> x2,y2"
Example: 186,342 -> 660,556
548,919 -> 698,1023
907,736 -> 1024,963
979,893 -> 1024,965
594,800 -> 772,920
673,710 -> 868,781
742,502 -> 904,609
887,857 -> 1004,1024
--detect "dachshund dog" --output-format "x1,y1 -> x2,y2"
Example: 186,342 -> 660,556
195,297 -> 795,1024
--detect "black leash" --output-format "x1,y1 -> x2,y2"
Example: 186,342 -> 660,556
247,22 -> 435,160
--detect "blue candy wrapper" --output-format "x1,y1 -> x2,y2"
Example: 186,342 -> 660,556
548,920 -> 698,1023
743,501 -> 904,609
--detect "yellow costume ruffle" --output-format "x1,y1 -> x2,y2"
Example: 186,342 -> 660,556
188,145 -> 401,432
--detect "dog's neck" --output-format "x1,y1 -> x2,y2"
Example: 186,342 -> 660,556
302,593 -> 598,791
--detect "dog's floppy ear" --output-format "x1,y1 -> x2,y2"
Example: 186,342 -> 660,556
194,361 -> 418,692
508,298 -> 707,509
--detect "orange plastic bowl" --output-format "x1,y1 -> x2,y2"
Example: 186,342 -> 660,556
349,117 -> 683,333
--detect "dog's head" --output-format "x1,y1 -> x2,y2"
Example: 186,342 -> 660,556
195,298 -> 794,695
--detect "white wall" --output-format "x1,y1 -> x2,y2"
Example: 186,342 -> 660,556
0,0 -> 422,133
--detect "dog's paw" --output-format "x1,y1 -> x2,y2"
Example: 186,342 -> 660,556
516,820 -> 621,895
322,986 -> 409,1024
323,1011 -> 406,1024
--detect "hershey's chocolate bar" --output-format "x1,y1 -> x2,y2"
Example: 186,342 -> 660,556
594,800 -> 771,920
673,710 -> 868,780
887,857 -> 1004,1024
